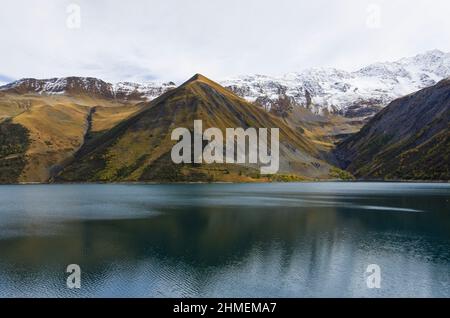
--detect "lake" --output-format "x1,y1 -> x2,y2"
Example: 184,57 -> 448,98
0,183 -> 449,297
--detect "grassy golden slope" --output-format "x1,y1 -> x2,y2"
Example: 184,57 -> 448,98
0,93 -> 142,182
13,102 -> 89,182
58,74 -> 340,182
91,103 -> 145,133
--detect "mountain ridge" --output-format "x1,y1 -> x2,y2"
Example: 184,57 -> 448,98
222,50 -> 450,117
0,71 -> 447,183
0,76 -> 176,102
334,78 -> 450,180
2,50 -> 449,118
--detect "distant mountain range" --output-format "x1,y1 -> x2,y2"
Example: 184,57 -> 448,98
223,50 -> 450,117
0,77 -> 176,101
2,50 -> 449,118
0,50 -> 448,183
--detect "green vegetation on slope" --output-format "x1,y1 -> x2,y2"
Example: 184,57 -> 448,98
335,79 -> 450,181
0,120 -> 30,183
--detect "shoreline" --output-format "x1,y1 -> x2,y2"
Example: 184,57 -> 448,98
0,179 -> 448,186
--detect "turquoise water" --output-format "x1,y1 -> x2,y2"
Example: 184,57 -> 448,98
0,183 -> 449,297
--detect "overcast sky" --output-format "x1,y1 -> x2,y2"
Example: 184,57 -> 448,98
1,0 -> 449,83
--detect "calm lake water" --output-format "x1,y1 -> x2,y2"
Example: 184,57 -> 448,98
0,183 -> 449,298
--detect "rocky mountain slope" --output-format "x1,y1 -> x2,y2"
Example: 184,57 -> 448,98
334,78 -> 450,180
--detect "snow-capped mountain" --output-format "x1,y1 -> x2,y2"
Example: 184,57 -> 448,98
113,81 -> 176,100
0,77 -> 115,98
0,77 -> 176,101
1,50 -> 449,117
221,50 -> 450,117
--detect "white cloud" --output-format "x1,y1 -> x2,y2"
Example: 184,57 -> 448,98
1,0 -> 449,83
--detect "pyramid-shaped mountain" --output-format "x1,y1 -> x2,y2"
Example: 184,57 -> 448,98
57,74 -> 337,182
